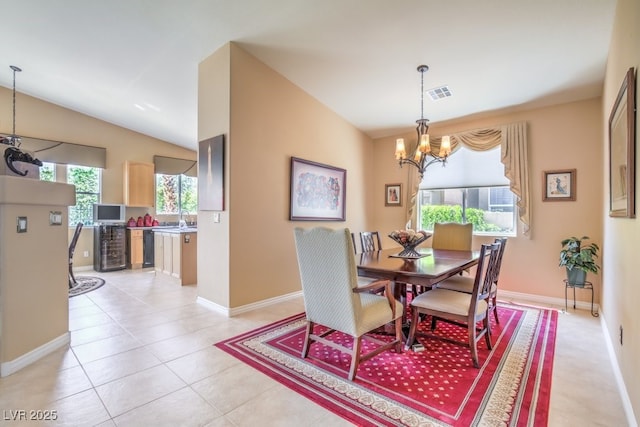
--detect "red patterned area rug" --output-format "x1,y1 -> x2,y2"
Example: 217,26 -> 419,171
215,302 -> 557,426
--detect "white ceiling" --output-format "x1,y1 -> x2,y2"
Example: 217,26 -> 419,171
0,0 -> 617,151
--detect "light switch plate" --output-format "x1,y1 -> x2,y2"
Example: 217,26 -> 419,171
49,211 -> 63,225
17,216 -> 27,233
213,212 -> 220,223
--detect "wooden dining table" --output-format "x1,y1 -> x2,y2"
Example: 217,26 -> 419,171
356,247 -> 481,291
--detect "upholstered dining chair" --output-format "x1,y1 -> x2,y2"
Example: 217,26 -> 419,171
69,222 -> 83,288
405,242 -> 501,368
436,238 -> 507,324
431,222 -> 473,251
293,227 -> 403,380
360,231 -> 382,252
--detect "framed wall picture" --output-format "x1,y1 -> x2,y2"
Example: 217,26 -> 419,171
543,169 -> 576,201
609,67 -> 636,218
198,134 -> 225,211
289,157 -> 346,221
385,183 -> 402,207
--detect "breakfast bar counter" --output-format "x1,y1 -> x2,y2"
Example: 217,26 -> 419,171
153,228 -> 197,285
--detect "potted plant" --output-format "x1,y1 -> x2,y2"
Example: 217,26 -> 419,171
559,236 -> 600,286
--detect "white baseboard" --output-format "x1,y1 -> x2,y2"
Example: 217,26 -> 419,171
1,333 -> 70,377
197,290 -> 303,317
600,313 -> 638,427
498,289 -> 600,313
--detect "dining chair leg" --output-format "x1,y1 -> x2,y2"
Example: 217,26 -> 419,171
348,337 -> 363,380
469,327 -> 479,368
302,321 -> 314,358
492,295 -> 500,324
404,308 -> 421,350
484,317 -> 493,350
394,316 -> 403,353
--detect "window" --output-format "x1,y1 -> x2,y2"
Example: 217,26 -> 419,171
418,187 -> 516,235
68,165 -> 101,226
155,173 -> 198,215
39,162 -> 56,182
417,146 -> 516,236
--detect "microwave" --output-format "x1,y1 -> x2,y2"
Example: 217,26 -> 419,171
93,203 -> 126,224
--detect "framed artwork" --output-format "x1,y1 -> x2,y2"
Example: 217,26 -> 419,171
609,67 -> 636,218
385,183 -> 402,207
198,134 -> 225,211
543,169 -> 576,201
289,157 -> 346,221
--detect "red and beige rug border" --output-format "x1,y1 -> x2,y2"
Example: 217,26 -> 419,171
215,302 -> 557,427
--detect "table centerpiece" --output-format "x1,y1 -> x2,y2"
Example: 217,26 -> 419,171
388,229 -> 432,258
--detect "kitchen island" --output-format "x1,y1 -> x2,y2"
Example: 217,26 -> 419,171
153,227 -> 197,285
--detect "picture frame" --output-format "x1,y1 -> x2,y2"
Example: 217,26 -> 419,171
608,67 -> 636,218
289,157 -> 346,221
543,169 -> 576,201
385,183 -> 402,207
198,135 -> 225,211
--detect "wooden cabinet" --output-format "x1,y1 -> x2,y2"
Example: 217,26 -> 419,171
123,161 -> 154,207
154,232 -> 164,272
127,229 -> 144,268
154,230 -> 197,285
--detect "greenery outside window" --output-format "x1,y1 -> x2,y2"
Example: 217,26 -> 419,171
156,173 -> 197,216
68,165 -> 101,226
418,186 -> 516,235
39,162 -> 56,182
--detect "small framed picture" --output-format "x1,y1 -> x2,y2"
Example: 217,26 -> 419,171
543,169 -> 576,201
385,183 -> 402,207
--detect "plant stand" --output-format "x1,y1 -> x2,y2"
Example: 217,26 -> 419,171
563,279 -> 598,317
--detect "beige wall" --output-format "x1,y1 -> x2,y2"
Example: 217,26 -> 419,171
0,177 -> 75,366
602,0 -> 640,420
372,98 -> 603,302
198,43 -> 374,308
197,43 -> 232,307
0,87 -> 197,268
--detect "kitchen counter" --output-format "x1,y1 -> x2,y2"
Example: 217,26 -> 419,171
151,227 -> 197,234
126,226 -> 197,233
154,229 -> 197,285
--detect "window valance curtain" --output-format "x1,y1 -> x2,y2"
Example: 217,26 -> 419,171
406,121 -> 530,237
153,155 -> 197,177
20,136 -> 106,169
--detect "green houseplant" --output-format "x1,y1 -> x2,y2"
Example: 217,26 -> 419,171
559,236 -> 600,286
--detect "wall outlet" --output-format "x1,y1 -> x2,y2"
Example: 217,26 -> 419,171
620,325 -> 623,346
83,250 -> 90,258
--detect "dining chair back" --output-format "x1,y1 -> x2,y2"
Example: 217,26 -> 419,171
293,227 -> 403,380
69,222 -> 83,288
431,222 -> 473,251
435,238 -> 507,324
405,241 -> 501,368
360,231 -> 382,252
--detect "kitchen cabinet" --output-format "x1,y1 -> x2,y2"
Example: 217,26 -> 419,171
126,229 -> 144,268
154,229 -> 197,285
123,161 -> 154,207
127,228 -> 154,269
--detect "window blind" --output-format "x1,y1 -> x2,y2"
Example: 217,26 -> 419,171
153,155 -> 197,177
21,136 -> 106,168
420,146 -> 509,190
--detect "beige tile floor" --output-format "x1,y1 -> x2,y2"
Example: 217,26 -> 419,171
0,269 -> 630,426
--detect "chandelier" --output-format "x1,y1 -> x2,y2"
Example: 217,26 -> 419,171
394,65 -> 451,179
1,65 -> 23,147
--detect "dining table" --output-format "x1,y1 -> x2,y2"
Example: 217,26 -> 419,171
356,247 -> 481,295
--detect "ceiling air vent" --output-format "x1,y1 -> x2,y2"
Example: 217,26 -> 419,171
427,85 -> 452,101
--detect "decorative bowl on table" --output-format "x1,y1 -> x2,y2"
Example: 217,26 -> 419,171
388,229 -> 432,258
